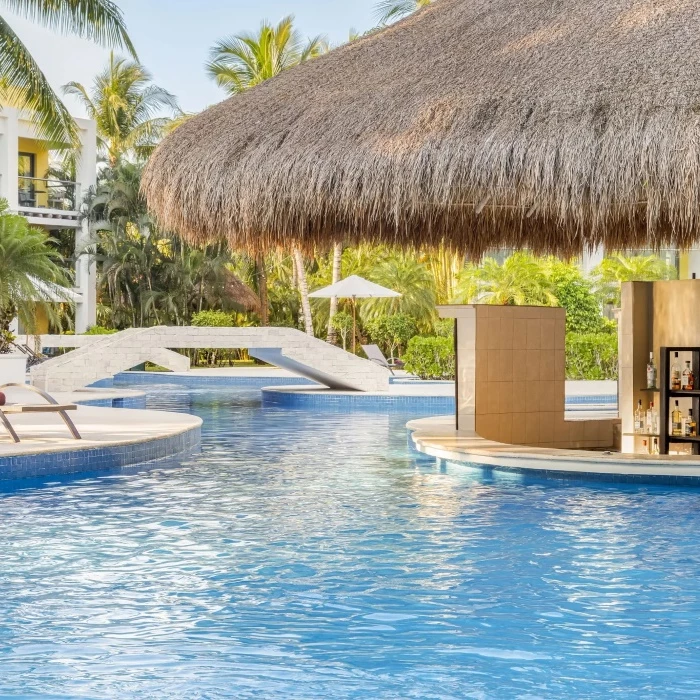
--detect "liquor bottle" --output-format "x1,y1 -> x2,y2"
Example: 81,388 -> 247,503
647,352 -> 657,389
651,437 -> 660,455
646,401 -> 658,435
683,361 -> 695,391
672,400 -> 683,436
642,439 -> 649,455
635,400 -> 645,433
671,353 -> 682,391
686,409 -> 697,437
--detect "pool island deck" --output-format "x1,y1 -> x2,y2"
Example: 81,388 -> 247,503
408,416 -> 700,485
0,395 -> 201,480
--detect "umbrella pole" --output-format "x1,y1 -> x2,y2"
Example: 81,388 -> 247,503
352,297 -> 357,354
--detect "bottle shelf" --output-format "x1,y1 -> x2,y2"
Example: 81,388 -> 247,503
654,347 -> 700,455
641,387 -> 660,392
624,432 -> 660,438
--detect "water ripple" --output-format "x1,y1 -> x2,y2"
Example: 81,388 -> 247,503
0,387 -> 699,697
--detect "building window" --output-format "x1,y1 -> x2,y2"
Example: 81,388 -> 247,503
18,152 -> 35,178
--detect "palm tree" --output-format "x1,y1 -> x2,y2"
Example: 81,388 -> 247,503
206,15 -> 326,95
327,242 -> 343,343
422,245 -> 464,305
0,199 -> 70,350
207,15 -> 326,335
374,0 -> 433,24
592,254 -> 678,307
455,252 -> 559,307
362,253 -> 437,331
0,0 -> 135,145
87,163 -> 259,328
63,53 -> 179,165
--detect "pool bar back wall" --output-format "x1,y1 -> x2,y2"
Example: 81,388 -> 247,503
621,280 -> 700,455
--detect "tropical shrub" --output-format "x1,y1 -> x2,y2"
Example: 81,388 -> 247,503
403,336 -> 455,380
0,199 -> 70,352
433,318 -> 454,338
84,325 -> 118,335
365,313 -> 417,360
592,254 -> 677,307
191,310 -> 235,327
566,332 -> 619,380
361,253 -> 437,331
331,311 -> 353,351
190,310 -> 237,366
456,252 -> 559,307
547,260 -> 606,334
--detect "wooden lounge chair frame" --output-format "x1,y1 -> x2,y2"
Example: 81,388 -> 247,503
0,383 -> 81,443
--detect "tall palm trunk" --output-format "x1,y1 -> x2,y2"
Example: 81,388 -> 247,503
293,248 -> 313,336
327,242 -> 342,343
255,252 -> 269,325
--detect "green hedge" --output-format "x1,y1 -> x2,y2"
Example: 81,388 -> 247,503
84,325 -> 118,335
191,310 -> 235,327
566,332 -> 618,380
403,336 -> 455,380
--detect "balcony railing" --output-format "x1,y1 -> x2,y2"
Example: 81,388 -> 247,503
18,177 -> 78,212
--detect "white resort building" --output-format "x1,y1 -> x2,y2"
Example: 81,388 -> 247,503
0,105 -> 97,332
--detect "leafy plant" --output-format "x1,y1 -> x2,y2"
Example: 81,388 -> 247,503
547,259 -> 606,334
365,313 -> 417,360
592,254 -> 677,307
331,311 -> 353,351
433,318 -> 454,338
566,332 -> 619,380
403,336 -> 455,380
454,252 -> 559,307
0,199 -> 70,352
84,325 -> 117,335
361,253 -> 436,331
191,310 -> 236,327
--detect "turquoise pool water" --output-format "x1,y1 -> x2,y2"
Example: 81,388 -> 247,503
1,386 -> 700,698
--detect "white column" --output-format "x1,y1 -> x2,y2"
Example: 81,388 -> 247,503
686,249 -> 700,279
0,108 -> 19,209
74,118 -> 97,333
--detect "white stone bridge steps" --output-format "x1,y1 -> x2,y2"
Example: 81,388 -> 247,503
32,327 -> 389,393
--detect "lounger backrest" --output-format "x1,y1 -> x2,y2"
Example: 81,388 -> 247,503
361,344 -> 390,368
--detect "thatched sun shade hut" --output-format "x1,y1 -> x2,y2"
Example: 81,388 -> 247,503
143,0 -> 700,258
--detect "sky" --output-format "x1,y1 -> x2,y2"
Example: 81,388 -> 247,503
8,0 -> 379,117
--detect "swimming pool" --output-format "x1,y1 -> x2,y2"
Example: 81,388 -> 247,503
1,385 -> 699,698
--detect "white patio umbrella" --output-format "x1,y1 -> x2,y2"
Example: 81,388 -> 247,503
309,275 -> 401,352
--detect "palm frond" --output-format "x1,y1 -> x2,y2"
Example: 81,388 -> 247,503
0,16 -> 78,144
2,0 -> 137,57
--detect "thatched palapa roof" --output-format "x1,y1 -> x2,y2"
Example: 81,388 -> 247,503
221,269 -> 261,312
143,0 -> 700,257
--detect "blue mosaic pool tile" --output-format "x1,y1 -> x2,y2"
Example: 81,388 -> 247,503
0,425 -> 201,480
75,395 -> 147,409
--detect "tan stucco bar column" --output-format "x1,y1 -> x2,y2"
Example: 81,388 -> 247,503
438,305 -> 614,450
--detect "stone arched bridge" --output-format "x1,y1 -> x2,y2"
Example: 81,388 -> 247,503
32,327 -> 389,393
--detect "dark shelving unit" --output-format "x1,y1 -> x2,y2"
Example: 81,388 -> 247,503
659,347 -> 700,455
